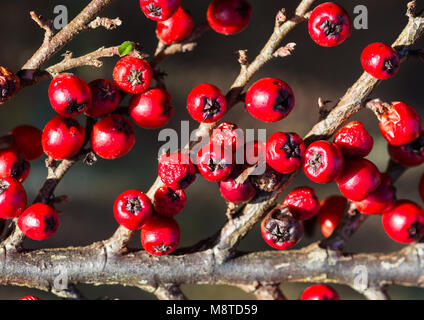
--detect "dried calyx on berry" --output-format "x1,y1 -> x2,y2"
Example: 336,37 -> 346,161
249,165 -> 284,193
0,66 -> 20,104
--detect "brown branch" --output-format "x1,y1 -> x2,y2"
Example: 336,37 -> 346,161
241,283 -> 286,300
29,11 -> 54,47
88,17 -> 122,30
153,284 -> 187,300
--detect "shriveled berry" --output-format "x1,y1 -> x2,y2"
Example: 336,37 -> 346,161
249,165 -> 283,193
156,7 -> 194,44
10,125 -> 43,161
361,43 -> 400,79
158,152 -> 196,189
140,0 -> 181,21
196,144 -> 234,182
207,0 -> 252,35
85,79 -> 121,117
283,186 -> 320,221
334,121 -> 373,158
388,131 -> 424,166
187,84 -> 227,123
0,177 -> 27,219
141,215 -> 180,256
0,66 -> 20,104
0,148 -> 30,183
317,196 -> 346,237
114,190 -> 153,230
219,167 -> 257,203
210,122 -> 244,153
113,56 -> 153,94
300,284 -> 339,300
17,203 -> 59,240
154,186 -> 186,217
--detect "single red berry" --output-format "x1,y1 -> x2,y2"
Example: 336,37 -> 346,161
113,56 -> 153,94
113,190 -> 153,230
156,7 -> 194,44
300,284 -> 339,300
17,203 -> 59,240
10,125 -> 43,161
219,168 -> 257,203
153,186 -> 186,217
85,79 -> 121,117
196,144 -> 234,182
207,0 -> 252,35
266,132 -> 305,174
158,152 -> 196,189
361,43 -> 400,79
0,177 -> 27,219
42,116 -> 85,160
261,205 -> 303,250
334,121 -> 373,158
129,88 -> 174,129
240,140 -> 266,168
19,296 -> 40,301
382,200 -> 424,243
336,158 -> 381,201
139,0 -> 181,21
210,122 -> 244,153
317,196 -> 346,237
187,84 -> 227,123
420,173 -> 424,204
48,73 -> 92,116
141,215 -> 180,256
283,186 -> 320,221
308,2 -> 352,47
0,148 -> 30,183
379,102 -> 421,146
303,141 -> 344,184
245,78 -> 295,123
91,115 -> 135,159
388,131 -> 424,167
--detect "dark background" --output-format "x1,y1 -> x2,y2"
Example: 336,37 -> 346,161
0,0 -> 423,299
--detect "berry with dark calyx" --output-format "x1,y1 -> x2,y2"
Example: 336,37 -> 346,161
0,148 -> 30,183
158,152 -> 196,190
303,141 -> 344,184
388,131 -> 424,166
283,186 -> 320,221
361,43 -> 400,79
85,79 -> 121,117
196,144 -> 234,182
249,165 -> 283,193
187,84 -> 227,123
317,195 -> 346,237
0,177 -> 27,219
156,7 -> 194,44
91,115 -> 135,159
153,186 -> 186,217
300,284 -> 339,300
48,73 -> 92,116
17,203 -> 59,240
139,0 -> 181,21
19,296 -> 40,300
261,205 -> 303,250
113,56 -> 153,94
245,78 -> 295,123
219,167 -> 257,203
210,122 -> 244,153
113,190 -> 153,230
129,87 -> 174,129
336,158 -> 381,201
10,125 -> 43,161
207,0 -> 252,35
382,200 -> 424,244
334,121 -> 373,158
0,66 -> 20,104
141,215 -> 180,256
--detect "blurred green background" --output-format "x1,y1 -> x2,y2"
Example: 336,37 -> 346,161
0,0 -> 424,299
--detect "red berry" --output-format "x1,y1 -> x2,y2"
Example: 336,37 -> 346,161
19,296 -> 40,300
336,158 -> 381,201
91,115 -> 135,160
241,140 -> 266,167
156,7 -> 194,44
382,200 -> 424,243
266,132 -> 305,174
0,148 -> 30,183
85,79 -> 121,117
139,0 -> 181,21
42,116 -> 85,160
207,0 -> 251,35
129,88 -> 174,129
113,56 -> 153,94
334,121 -> 373,158
308,2 -> 352,47
303,141 -> 344,184
48,73 -> 92,116
283,186 -> 320,221
420,173 -> 424,205
10,125 -> 43,161
317,196 -> 346,237
141,215 -> 180,256
300,284 -> 339,300
245,78 -> 294,123
17,203 -> 59,240
361,43 -> 400,79
0,177 -> 27,219
153,186 -> 186,217
113,190 -> 153,230
379,102 -> 421,146
196,144 -> 234,182
219,168 -> 257,204
210,122 -> 244,153
388,131 -> 424,167
187,84 -> 227,123
158,152 -> 196,189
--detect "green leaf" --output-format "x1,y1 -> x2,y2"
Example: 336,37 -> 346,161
118,41 -> 134,57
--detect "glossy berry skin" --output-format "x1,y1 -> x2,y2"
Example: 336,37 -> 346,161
113,190 -> 153,230
10,125 -> 43,161
420,173 -> 424,204
241,140 -> 266,167
303,141 -> 344,184
129,88 -> 174,129
334,121 -> 373,158
19,296 -> 40,300
361,43 -> 400,79
283,187 -> 320,221
17,203 -> 59,240
300,284 -> 339,300
153,186 -> 186,217
382,200 -> 424,244
388,132 -> 424,167
158,152 -> 196,190
317,196 -> 346,237
91,115 -> 135,160
210,122 -> 244,153
207,0 -> 252,35
379,102 -> 421,146
48,73 -> 92,116
85,79 -> 121,117
0,148 -> 30,183
156,7 -> 194,44
266,132 -> 305,174
113,56 -> 153,94
139,0 -> 181,21
0,177 -> 27,219
245,78 -> 295,123
219,169 -> 257,204
141,215 -> 180,256
187,84 -> 227,123
42,116 -> 85,160
336,158 -> 381,201
196,144 -> 234,182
